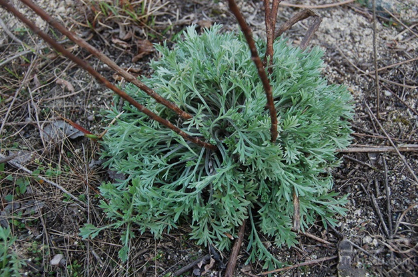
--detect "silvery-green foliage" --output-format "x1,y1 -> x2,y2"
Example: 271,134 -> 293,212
81,25 -> 353,268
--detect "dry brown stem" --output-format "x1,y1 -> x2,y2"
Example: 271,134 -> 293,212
280,0 -> 355,9
372,0 -> 381,118
276,9 -> 315,38
19,0 -> 192,120
339,144 -> 418,153
292,192 -> 300,231
263,0 -> 281,72
224,220 -> 246,277
259,255 -> 338,275
227,0 -> 278,142
300,14 -> 322,50
276,9 -> 321,50
0,0 -> 217,151
301,231 -> 332,245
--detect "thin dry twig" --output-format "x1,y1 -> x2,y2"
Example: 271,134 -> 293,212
0,153 -> 86,207
369,185 -> 390,238
263,0 -> 281,72
301,231 -> 332,245
259,255 -> 338,275
172,254 -> 211,276
276,9 -> 316,38
364,102 -> 418,183
300,14 -> 322,50
19,0 -> 193,121
343,155 -> 377,170
227,0 -> 278,142
0,0 -> 217,151
372,0 -> 381,118
339,144 -> 418,153
394,203 -> 418,236
224,220 -> 246,277
280,0 -> 355,9
383,157 -> 393,239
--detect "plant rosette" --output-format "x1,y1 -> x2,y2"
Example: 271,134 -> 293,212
81,25 -> 353,268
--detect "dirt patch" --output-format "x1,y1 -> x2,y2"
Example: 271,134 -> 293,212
1,0 -> 417,276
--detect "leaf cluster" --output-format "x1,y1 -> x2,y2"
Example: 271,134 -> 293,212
0,227 -> 26,277
81,25 -> 353,268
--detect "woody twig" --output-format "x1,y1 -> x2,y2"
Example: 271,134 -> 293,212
275,9 -> 322,50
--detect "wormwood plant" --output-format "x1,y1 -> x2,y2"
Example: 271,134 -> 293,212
81,25 -> 353,268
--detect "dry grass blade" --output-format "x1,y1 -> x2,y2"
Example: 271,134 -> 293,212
275,9 -> 318,39
224,220 -> 246,277
394,203 -> 418,236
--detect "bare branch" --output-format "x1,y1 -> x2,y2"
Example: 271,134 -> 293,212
275,9 -> 321,49
19,0 -> 193,120
276,9 -> 315,38
264,0 -> 281,72
224,220 -> 246,277
227,0 -> 278,142
339,144 -> 418,153
0,153 -> 86,208
300,15 -> 322,50
0,0 -> 216,151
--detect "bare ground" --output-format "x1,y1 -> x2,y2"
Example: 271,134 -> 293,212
0,0 -> 417,276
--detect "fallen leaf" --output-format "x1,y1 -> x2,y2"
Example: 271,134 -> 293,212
112,73 -> 124,81
8,150 -> 33,165
33,74 -> 41,89
201,258 -> 215,275
132,39 -> 154,62
111,37 -> 130,49
56,78 -> 75,92
42,120 -> 85,144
